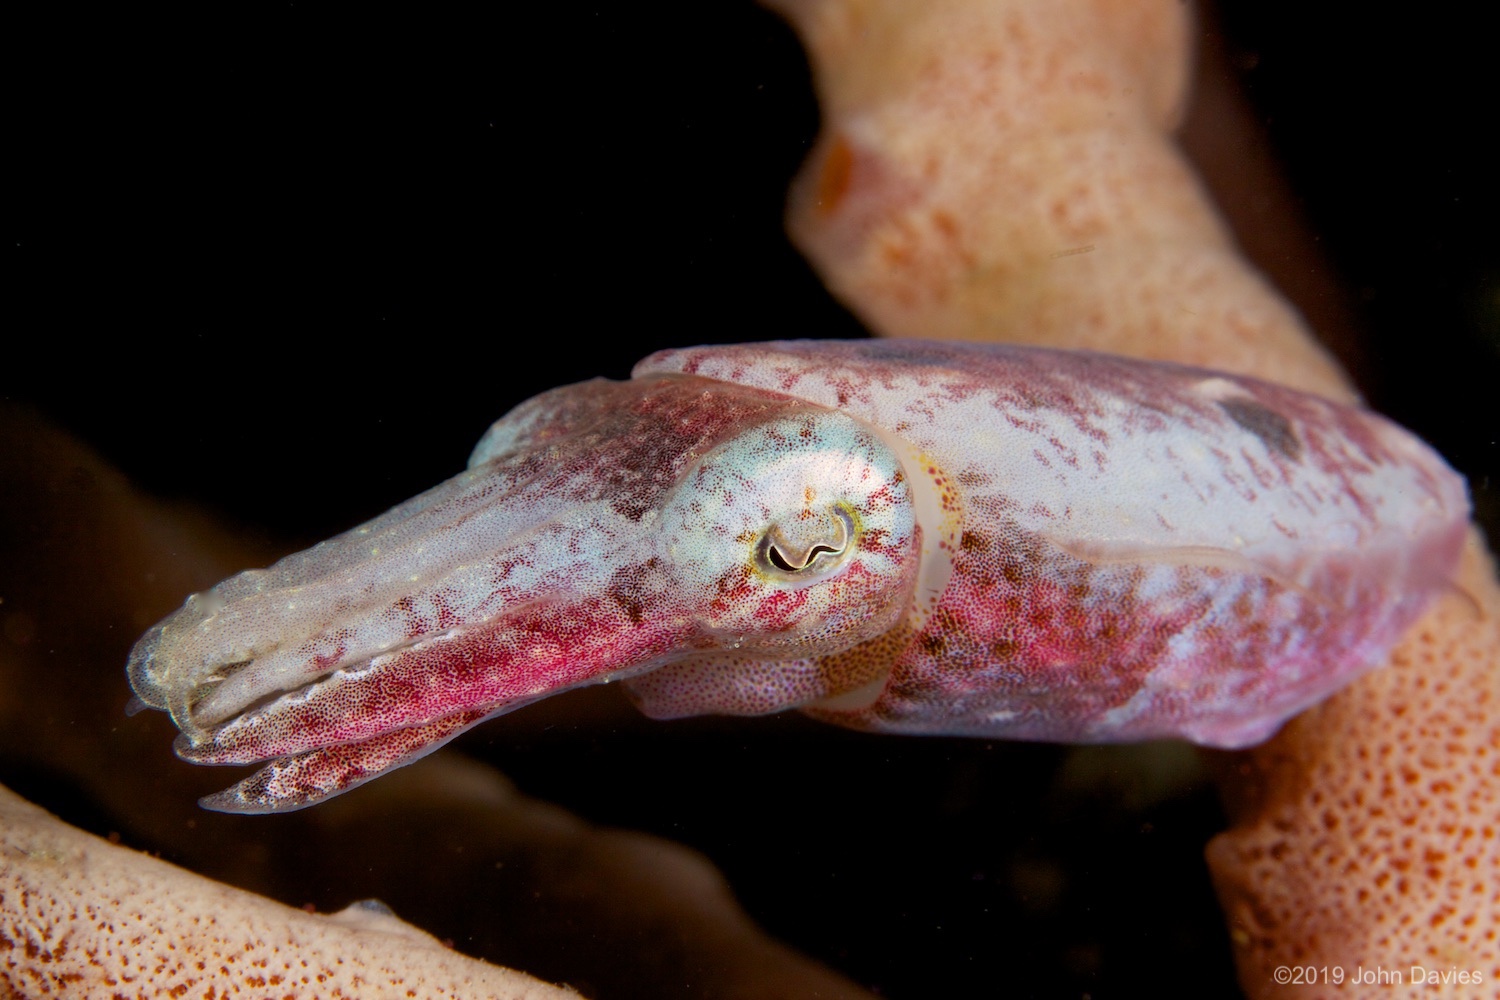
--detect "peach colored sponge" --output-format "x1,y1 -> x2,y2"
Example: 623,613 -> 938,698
0,784 -> 576,1000
1208,535 -> 1500,997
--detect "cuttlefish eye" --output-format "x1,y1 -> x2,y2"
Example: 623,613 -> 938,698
755,503 -> 856,576
662,408 -> 921,656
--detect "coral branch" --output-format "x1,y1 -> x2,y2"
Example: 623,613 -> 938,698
1208,537 -> 1500,996
0,783 -> 575,1000
771,0 -> 1352,398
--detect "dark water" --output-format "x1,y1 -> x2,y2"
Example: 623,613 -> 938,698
6,4 -> 1495,998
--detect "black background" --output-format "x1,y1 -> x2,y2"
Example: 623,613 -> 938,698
7,3 -> 1496,998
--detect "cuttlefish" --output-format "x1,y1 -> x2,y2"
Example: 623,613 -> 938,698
127,340 -> 1469,813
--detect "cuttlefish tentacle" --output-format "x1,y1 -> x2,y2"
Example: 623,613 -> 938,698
127,340 -> 1469,813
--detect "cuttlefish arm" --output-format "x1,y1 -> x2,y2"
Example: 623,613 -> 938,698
127,340 -> 1469,813
128,367 -> 924,811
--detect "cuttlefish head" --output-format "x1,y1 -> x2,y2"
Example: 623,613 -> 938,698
128,372 -> 924,812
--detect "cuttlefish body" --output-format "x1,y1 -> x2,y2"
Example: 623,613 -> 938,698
128,340 -> 1469,812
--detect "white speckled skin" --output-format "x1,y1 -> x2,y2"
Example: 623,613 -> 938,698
127,341 -> 1468,812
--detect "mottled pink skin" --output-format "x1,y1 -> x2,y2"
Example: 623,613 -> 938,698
142,376 -> 812,807
131,363 -> 922,811
128,340 -> 1469,812
638,341 -> 1469,745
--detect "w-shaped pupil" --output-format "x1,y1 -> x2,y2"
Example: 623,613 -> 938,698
758,507 -> 854,575
766,541 -> 843,572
